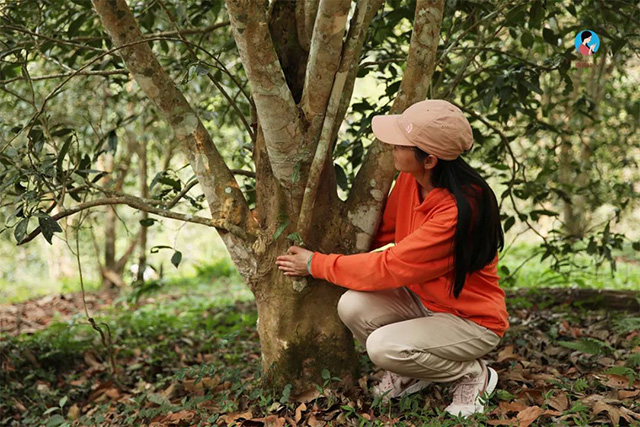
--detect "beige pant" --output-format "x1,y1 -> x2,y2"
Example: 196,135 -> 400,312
337,287 -> 502,383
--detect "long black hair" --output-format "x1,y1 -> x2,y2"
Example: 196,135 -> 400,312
413,147 -> 504,298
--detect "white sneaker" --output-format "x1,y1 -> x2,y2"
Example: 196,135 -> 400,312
444,360 -> 498,417
370,370 -> 430,404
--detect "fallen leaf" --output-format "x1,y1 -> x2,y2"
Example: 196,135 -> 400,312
291,387 -> 320,403
66,403 -> 80,420
517,388 -> 545,406
604,374 -> 634,389
222,410 -> 253,424
517,405 -> 544,427
294,402 -> 306,423
105,388 -> 120,399
497,345 -> 524,363
619,390 -> 640,399
307,414 -> 326,427
546,391 -> 568,412
486,419 -> 517,426
620,406 -> 640,421
498,401 -> 528,415
164,410 -> 196,425
88,380 -> 114,403
593,401 -> 623,425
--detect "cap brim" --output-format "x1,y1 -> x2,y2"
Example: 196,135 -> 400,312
372,115 -> 414,146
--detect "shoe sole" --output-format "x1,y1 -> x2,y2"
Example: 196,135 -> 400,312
372,379 -> 430,403
396,379 -> 431,399
482,367 -> 498,402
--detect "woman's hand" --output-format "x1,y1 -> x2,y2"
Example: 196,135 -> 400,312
276,246 -> 313,277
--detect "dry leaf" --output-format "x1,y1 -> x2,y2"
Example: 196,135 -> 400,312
546,391 -> 568,412
104,388 -> 120,399
164,410 -> 196,425
604,374 -> 634,389
517,405 -> 544,427
84,351 -> 101,368
620,406 -> 640,421
291,387 -> 320,403
222,410 -> 252,424
619,390 -> 640,399
517,388 -> 545,406
307,414 -> 326,427
66,403 -> 80,420
294,402 -> 306,423
593,401 -> 623,425
497,345 -> 524,363
486,419 -> 517,426
498,401 -> 528,415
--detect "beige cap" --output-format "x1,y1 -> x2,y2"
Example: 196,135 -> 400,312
371,99 -> 474,160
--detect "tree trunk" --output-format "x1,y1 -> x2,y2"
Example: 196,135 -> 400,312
136,136 -> 149,283
92,0 -> 444,393
100,151 -> 119,289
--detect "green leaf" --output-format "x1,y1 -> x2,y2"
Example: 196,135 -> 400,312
14,217 -> 29,243
542,28 -> 558,46
107,130 -> 117,154
67,14 -> 84,37
280,384 -> 292,404
139,218 -> 156,227
291,161 -> 301,183
59,396 -> 67,408
529,1 -> 544,29
46,414 -> 65,426
43,407 -> 59,415
150,245 -> 173,254
286,232 -> 304,246
273,219 -> 290,241
38,214 -> 62,244
522,31 -> 534,49
56,136 -> 73,178
171,251 -> 182,268
504,216 -> 515,233
557,338 -> 614,355
334,163 -> 348,191
522,79 -> 543,95
321,369 -> 330,380
529,209 -> 558,221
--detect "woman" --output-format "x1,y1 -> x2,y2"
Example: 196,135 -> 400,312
275,99 -> 509,418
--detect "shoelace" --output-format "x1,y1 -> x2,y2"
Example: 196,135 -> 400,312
451,373 -> 482,405
380,371 -> 396,392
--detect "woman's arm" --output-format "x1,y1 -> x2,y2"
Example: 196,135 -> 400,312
310,201 -> 459,291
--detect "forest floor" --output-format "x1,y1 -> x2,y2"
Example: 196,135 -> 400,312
1,263 -> 640,426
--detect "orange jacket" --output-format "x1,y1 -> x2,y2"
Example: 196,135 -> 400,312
310,171 -> 509,338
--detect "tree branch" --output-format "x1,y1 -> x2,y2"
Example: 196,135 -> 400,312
297,0 -> 373,241
346,0 -> 445,252
299,0 -> 351,123
0,69 -> 129,84
92,0 -> 258,250
224,0 -> 303,187
18,195 -> 248,246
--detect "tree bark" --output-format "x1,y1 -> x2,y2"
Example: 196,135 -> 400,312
136,135 -> 149,283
